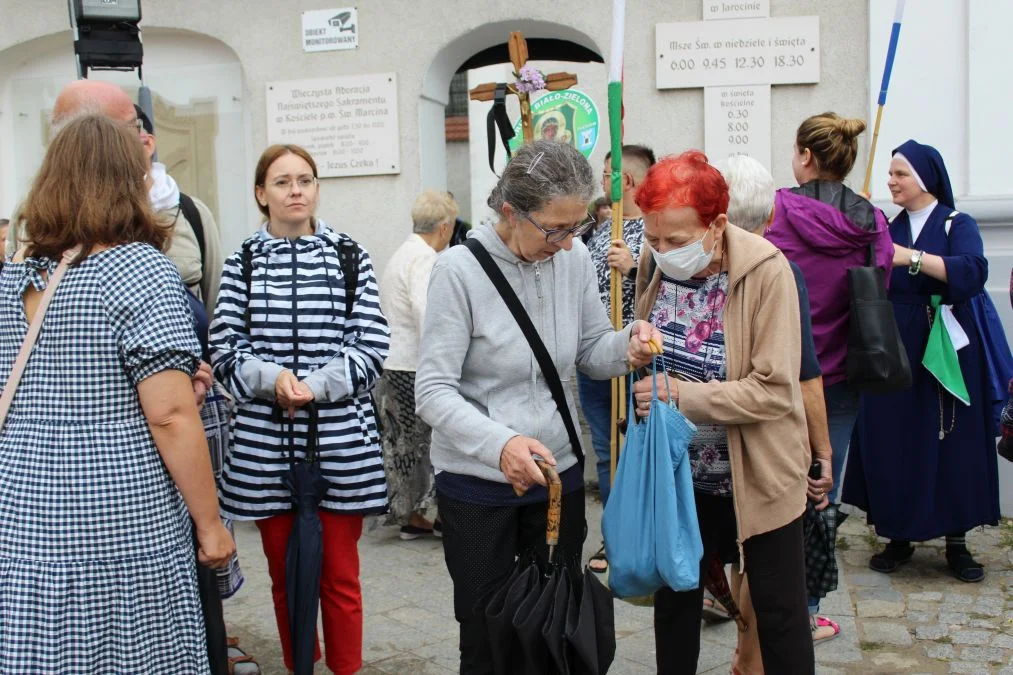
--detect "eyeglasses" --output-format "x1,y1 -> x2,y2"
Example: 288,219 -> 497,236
268,176 -> 318,192
522,212 -> 596,244
125,117 -> 145,134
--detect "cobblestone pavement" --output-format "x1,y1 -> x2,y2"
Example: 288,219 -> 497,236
223,490 -> 1013,674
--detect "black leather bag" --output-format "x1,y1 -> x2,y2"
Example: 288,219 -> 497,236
845,243 -> 912,392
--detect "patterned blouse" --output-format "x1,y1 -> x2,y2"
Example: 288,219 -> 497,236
585,217 -> 644,326
650,271 -> 731,496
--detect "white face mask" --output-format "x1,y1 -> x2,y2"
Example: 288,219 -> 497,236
651,224 -> 716,281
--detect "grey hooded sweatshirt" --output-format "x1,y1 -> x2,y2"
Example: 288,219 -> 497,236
415,223 -> 634,486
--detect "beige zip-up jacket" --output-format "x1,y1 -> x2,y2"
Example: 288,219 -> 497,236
635,224 -> 810,544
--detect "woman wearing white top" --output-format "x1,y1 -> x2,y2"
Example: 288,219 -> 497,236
377,190 -> 458,538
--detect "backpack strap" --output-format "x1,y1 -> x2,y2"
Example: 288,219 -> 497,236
240,240 -> 256,332
337,238 -> 359,320
464,238 -> 585,466
178,193 -> 206,271
944,210 -> 959,237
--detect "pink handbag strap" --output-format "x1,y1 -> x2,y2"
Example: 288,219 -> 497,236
0,247 -> 80,431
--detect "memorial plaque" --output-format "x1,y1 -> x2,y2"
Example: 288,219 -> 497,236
703,0 -> 769,21
656,16 -> 819,88
266,73 -> 400,178
704,85 -> 771,170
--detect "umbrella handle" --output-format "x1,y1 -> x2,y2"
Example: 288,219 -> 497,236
540,463 -> 562,551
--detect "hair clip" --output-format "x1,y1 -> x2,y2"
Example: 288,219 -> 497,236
525,152 -> 546,175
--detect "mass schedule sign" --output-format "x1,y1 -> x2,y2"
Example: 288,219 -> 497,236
265,73 -> 400,178
655,16 -> 820,89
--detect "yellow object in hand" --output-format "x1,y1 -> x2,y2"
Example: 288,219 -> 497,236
649,337 -> 663,355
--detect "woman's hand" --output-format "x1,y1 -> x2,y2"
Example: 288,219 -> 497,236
192,361 -> 212,407
275,370 -> 313,416
806,456 -> 833,511
500,435 -> 557,494
628,321 -> 663,369
631,373 -> 679,417
606,239 -> 636,276
195,519 -> 236,569
892,244 -> 912,268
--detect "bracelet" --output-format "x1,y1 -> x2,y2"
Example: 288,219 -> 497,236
908,250 -> 925,276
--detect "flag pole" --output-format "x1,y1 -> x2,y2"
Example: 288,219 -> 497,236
607,0 -> 626,484
862,0 -> 906,196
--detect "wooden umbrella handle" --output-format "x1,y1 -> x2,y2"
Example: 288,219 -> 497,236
539,463 -> 562,549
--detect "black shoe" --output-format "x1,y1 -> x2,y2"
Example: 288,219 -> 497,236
399,524 -> 434,540
869,541 -> 914,573
946,546 -> 984,583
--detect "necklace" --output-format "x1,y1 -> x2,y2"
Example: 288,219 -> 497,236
926,305 -> 957,440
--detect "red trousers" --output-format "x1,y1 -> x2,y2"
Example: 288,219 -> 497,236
256,512 -> 364,675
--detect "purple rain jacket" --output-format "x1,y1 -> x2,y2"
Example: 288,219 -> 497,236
765,181 -> 895,386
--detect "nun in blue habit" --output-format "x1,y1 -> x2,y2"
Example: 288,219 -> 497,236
843,140 -> 1002,583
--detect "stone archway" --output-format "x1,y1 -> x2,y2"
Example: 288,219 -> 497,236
418,20 -> 603,197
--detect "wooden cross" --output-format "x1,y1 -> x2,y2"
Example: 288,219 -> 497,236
468,32 -> 578,144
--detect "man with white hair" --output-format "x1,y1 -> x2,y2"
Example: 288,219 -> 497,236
715,154 -> 841,661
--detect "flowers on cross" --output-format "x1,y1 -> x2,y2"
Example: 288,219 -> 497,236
513,65 -> 547,94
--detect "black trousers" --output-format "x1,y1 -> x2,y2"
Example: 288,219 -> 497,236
437,488 -> 587,675
654,493 -> 814,675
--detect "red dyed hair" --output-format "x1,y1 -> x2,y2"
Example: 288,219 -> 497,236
634,150 -> 729,225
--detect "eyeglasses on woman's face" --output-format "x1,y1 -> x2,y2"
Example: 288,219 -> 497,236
522,211 -> 596,244
268,175 -> 318,192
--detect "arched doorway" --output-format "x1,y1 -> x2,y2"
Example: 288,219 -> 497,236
420,21 -> 604,225
0,28 -> 250,254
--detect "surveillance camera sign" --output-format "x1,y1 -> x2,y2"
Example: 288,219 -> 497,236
302,8 -> 358,52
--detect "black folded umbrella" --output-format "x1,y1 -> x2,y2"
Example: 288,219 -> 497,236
193,524 -> 229,675
486,461 -> 617,675
803,502 -> 839,600
277,403 -> 328,675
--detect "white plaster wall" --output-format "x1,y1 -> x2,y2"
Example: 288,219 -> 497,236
0,0 -> 873,277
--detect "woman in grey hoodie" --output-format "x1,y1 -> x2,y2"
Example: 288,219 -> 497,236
415,140 -> 660,674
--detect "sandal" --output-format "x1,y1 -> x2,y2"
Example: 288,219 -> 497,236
811,615 -> 840,644
589,544 -> 608,574
946,546 -> 984,583
226,638 -> 261,675
702,591 -> 732,623
869,541 -> 914,573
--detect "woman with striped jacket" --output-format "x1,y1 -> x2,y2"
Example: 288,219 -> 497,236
209,144 -> 390,675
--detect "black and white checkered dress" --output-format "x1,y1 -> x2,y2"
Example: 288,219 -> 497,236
0,244 -> 208,673
210,222 -> 390,519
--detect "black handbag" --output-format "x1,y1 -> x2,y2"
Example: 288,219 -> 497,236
845,242 -> 912,392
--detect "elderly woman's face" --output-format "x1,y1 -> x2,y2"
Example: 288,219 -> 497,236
505,195 -> 588,262
887,157 -> 926,209
643,206 -> 713,254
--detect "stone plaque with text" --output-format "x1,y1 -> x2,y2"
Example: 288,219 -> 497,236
266,73 -> 400,178
704,84 -> 771,170
656,16 -> 819,89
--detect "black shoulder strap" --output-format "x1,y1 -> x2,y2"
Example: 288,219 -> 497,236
464,238 -> 585,465
337,238 -> 359,320
240,240 -> 256,331
178,193 -> 206,271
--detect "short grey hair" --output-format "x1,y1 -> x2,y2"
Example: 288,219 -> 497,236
411,190 -> 459,234
487,140 -> 595,216
714,155 -> 775,234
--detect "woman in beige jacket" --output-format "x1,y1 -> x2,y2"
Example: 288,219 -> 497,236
629,151 -> 813,674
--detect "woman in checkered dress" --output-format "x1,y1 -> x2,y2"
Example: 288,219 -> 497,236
0,115 -> 234,674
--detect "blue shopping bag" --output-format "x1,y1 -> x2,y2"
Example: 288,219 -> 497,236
601,357 -> 704,598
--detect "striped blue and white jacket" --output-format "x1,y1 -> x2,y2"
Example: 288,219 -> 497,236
210,220 -> 390,518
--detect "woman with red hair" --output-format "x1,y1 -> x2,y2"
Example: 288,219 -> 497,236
631,150 -> 814,674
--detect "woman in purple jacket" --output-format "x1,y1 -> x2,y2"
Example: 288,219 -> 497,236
765,112 -> 895,640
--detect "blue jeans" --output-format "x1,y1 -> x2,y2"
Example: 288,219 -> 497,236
809,380 -> 860,614
576,372 -> 614,505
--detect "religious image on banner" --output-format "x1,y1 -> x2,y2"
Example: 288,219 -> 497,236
510,89 -> 600,159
